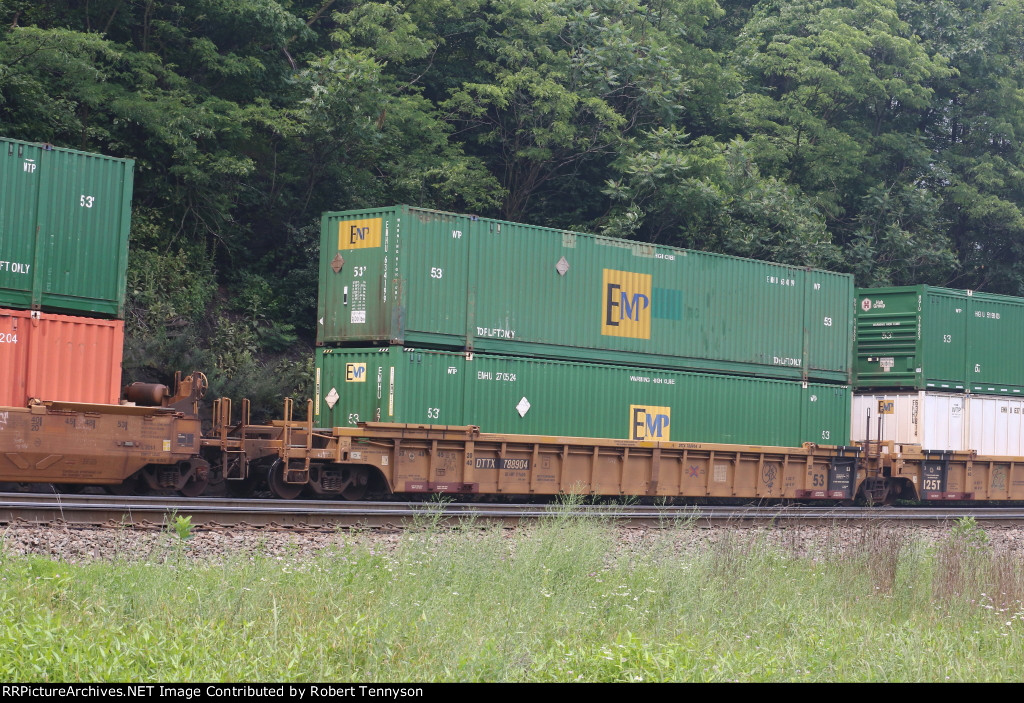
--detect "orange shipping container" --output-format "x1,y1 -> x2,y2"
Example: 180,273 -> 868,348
0,308 -> 124,406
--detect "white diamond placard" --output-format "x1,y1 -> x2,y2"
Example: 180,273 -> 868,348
325,387 -> 340,409
516,397 -> 531,417
555,256 -> 570,276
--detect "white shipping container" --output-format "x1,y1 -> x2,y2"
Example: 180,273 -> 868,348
852,392 -> 967,451
967,396 -> 1024,456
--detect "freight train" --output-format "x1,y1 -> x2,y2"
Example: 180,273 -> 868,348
0,371 -> 1020,504
2,136 -> 1022,504
0,372 -> 209,496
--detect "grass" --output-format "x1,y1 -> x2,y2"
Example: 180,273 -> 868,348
1,512 -> 1024,681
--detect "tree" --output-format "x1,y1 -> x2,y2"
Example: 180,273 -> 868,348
442,0 -> 725,224
731,0 -> 957,283
904,0 -> 1024,293
604,130 -> 840,267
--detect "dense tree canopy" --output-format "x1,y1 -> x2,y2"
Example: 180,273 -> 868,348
2,0 -> 1023,404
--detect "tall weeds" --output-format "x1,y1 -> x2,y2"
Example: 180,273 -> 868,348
3,517 -> 1024,681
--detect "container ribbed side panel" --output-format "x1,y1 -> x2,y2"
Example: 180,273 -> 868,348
0,140 -> 44,310
319,206 -> 854,382
852,391 -> 968,451
856,285 -> 1024,395
0,137 -> 133,318
315,346 -> 851,446
0,308 -> 123,406
0,309 -> 31,406
966,292 -> 1024,395
37,147 -> 133,315
968,395 -> 1024,455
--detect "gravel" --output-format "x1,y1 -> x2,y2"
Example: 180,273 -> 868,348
4,521 -> 1024,565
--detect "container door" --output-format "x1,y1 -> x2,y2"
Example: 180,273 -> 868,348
316,347 -> 395,427
318,208 -> 472,347
965,293 -> 1024,395
319,210 -> 397,344
35,148 -> 131,315
403,210 -> 472,348
851,394 -> 902,444
921,393 -> 965,451
804,271 -> 853,379
920,289 -> 968,390
0,141 -> 43,310
855,287 -> 968,389
856,288 -> 924,387
803,384 -> 852,446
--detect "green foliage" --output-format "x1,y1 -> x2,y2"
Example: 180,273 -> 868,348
8,0 -> 1024,389
906,0 -> 1024,292
0,26 -> 127,144
731,0 -> 958,283
734,0 -> 951,188
205,351 -> 316,422
226,272 -> 299,352
934,516 -> 995,603
122,243 -> 312,418
122,246 -> 216,384
845,182 -> 959,286
166,512 -> 195,542
126,246 -> 215,329
292,24 -> 502,212
442,0 -> 725,222
950,516 -> 990,550
605,132 -> 840,267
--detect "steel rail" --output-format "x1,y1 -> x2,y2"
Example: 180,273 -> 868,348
2,493 -> 1024,528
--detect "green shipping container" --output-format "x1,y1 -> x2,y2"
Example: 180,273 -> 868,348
856,285 -> 1024,395
0,137 -> 134,317
315,347 -> 852,447
318,206 -> 853,382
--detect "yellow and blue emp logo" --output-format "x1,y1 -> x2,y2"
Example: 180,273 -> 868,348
630,405 -> 671,440
338,218 -> 382,250
602,269 -> 652,339
345,363 -> 367,382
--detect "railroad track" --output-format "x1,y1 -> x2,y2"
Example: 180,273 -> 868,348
3,493 -> 1024,528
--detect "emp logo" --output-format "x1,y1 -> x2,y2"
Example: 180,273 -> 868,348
337,217 -> 382,250
630,405 -> 671,441
602,269 -> 652,339
349,225 -> 371,243
345,363 -> 367,382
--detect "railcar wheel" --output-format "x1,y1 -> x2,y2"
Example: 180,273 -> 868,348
178,458 -> 211,497
340,467 -> 370,501
268,460 -> 304,500
341,482 -> 368,501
